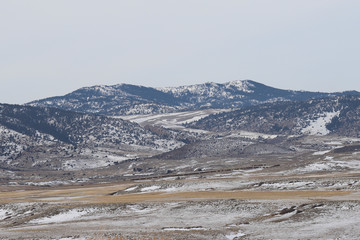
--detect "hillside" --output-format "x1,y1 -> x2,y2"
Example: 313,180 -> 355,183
187,95 -> 360,137
0,104 -> 183,170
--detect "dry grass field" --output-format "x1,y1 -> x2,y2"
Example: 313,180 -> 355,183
0,182 -> 353,204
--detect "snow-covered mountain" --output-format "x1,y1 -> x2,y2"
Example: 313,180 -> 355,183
187,95 -> 360,138
28,80 -> 359,115
161,80 -> 340,109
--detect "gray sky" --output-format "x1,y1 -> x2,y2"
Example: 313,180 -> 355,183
1,0 -> 360,104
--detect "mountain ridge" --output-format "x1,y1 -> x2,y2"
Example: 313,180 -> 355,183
28,80 -> 360,116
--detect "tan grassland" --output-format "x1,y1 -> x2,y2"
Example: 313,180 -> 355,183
0,181 -> 353,205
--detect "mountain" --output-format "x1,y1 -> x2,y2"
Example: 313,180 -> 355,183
187,95 -> 360,138
28,84 -> 183,116
161,80 -> 347,109
28,80 -> 359,116
0,104 -> 183,170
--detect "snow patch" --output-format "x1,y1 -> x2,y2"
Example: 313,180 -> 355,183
124,186 -> 138,192
63,154 -> 129,170
30,209 -> 92,224
0,209 -> 10,220
163,227 -> 207,231
259,181 -> 314,190
58,238 -> 86,240
141,186 -> 161,192
264,211 -> 297,223
225,130 -> 277,140
128,205 -> 154,214
313,150 -> 331,155
301,111 -> 340,135
225,230 -> 246,239
25,180 -> 73,186
291,160 -> 360,173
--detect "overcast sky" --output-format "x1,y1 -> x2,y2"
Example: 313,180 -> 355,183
1,0 -> 360,104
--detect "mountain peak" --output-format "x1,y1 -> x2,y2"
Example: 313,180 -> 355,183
76,84 -> 127,97
224,79 -> 255,92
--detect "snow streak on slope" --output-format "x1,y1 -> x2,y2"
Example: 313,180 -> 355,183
119,109 -> 226,130
301,111 -> 340,136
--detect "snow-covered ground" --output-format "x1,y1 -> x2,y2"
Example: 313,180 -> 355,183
3,198 -> 360,240
62,154 -> 129,170
224,130 -> 278,140
123,179 -> 254,194
0,209 -> 9,221
257,181 -> 315,190
290,159 -> 360,174
25,180 -> 74,186
225,230 -> 246,240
